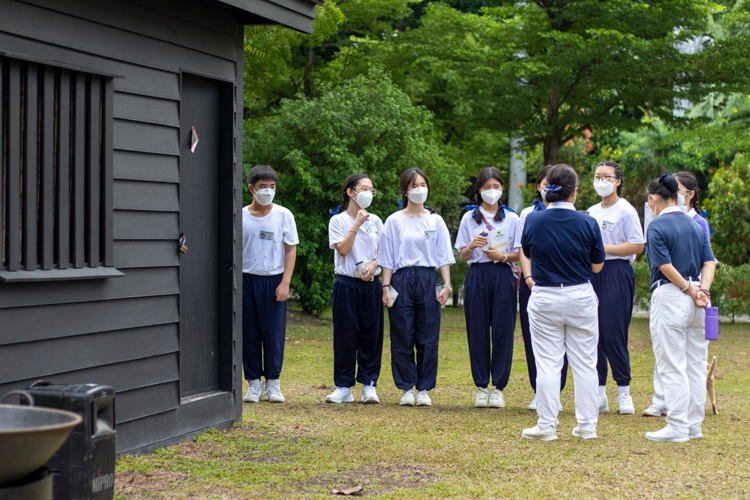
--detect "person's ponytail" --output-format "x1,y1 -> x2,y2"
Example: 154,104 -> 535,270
647,173 -> 679,202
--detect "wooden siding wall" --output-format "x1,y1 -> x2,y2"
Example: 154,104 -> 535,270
0,0 -> 243,454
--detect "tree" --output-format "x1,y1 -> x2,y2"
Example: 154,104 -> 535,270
244,70 -> 464,315
390,1 -> 733,164
704,154 -> 750,266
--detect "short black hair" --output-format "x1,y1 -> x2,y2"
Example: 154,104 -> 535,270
248,165 -> 278,186
647,173 -> 679,202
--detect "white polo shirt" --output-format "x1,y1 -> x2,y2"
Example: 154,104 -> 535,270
454,207 -> 521,264
242,204 -> 299,275
587,198 -> 644,263
329,211 -> 383,278
377,211 -> 455,273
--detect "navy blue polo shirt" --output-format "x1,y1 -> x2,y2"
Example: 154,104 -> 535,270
646,207 -> 714,285
521,202 -> 606,286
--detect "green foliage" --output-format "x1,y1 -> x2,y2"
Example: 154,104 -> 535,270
449,249 -> 469,307
712,263 -> 750,322
633,261 -> 652,312
704,153 -> 750,266
244,69 -> 464,315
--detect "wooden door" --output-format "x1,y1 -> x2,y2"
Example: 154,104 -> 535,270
179,74 -> 221,398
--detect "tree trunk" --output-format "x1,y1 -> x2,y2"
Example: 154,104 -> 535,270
304,46 -> 314,98
543,134 -> 560,165
544,91 -> 561,165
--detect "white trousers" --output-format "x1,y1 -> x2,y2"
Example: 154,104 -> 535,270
651,360 -> 666,408
528,283 -> 599,432
649,283 -> 708,433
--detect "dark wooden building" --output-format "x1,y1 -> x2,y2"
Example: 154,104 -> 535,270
0,0 -> 319,455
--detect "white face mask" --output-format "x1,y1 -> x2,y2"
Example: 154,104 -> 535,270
677,193 -> 686,206
354,190 -> 373,210
481,189 -> 503,206
593,179 -> 615,197
407,187 -> 429,205
253,187 -> 275,206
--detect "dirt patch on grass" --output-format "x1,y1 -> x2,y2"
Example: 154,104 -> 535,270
115,469 -> 191,498
288,310 -> 330,327
294,462 -> 438,496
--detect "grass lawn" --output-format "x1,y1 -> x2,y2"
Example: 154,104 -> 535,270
116,306 -> 750,499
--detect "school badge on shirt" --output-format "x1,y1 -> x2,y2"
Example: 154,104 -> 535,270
259,230 -> 274,241
424,230 -> 437,240
602,220 -> 616,232
365,220 -> 378,234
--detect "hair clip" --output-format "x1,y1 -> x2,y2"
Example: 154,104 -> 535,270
329,206 -> 342,215
544,184 -> 563,193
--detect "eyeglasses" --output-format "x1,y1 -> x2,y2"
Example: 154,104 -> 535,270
356,187 -> 377,196
593,175 -> 618,182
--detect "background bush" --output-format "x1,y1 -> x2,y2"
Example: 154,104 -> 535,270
244,69 -> 465,315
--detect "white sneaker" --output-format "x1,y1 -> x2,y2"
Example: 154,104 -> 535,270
689,426 -> 703,440
572,426 -> 598,439
475,388 -> 490,408
618,394 -> 635,415
645,426 -> 689,443
264,379 -> 285,403
527,394 -> 537,410
243,380 -> 263,403
642,404 -> 668,417
522,425 -> 558,441
361,385 -> 380,404
325,387 -> 354,404
489,388 -> 505,408
415,390 -> 432,406
399,389 -> 415,406
598,395 -> 609,412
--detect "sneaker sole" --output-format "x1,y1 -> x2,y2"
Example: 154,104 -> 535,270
475,401 -> 490,408
416,401 -> 432,407
645,434 -> 689,443
242,398 -> 260,403
642,410 -> 667,417
399,400 -> 415,406
326,396 -> 354,403
619,408 -> 636,415
362,398 -> 379,404
572,430 -> 598,439
488,402 -> 505,408
522,433 -> 558,441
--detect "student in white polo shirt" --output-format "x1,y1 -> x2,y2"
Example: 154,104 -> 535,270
378,168 -> 455,407
455,167 -> 521,409
242,165 -> 299,404
520,164 -> 605,441
587,161 -> 645,415
325,174 -> 384,404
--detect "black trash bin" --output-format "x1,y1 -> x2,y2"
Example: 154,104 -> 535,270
23,383 -> 116,500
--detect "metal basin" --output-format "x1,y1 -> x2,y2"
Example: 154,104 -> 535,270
0,404 -> 82,484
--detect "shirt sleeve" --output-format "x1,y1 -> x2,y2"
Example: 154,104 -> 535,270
454,213 -> 472,251
622,212 -> 645,245
436,215 -> 456,267
242,208 -> 249,249
646,225 -> 672,267
328,215 -> 346,249
521,221 -> 532,259
508,214 -> 522,253
282,210 -> 299,245
589,221 -> 606,265
376,217 -> 395,270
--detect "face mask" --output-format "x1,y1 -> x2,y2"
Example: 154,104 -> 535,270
253,187 -> 275,206
677,193 -> 686,206
407,187 -> 429,205
355,190 -> 373,210
593,179 -> 615,197
481,189 -> 503,206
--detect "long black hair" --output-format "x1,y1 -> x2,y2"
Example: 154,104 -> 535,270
674,171 -> 700,212
472,166 -> 506,224
399,168 -> 436,214
340,173 -> 370,208
594,160 -> 623,197
543,164 -> 578,203
647,173 -> 679,201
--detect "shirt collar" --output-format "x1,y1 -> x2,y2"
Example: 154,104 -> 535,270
660,206 -> 682,215
548,201 -> 575,211
688,208 -> 697,218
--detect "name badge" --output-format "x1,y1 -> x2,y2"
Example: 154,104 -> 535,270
490,230 -> 509,254
602,220 -> 616,232
365,221 -> 378,234
424,230 -> 437,241
259,230 -> 274,241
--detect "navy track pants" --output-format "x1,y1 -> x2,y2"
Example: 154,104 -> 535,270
463,262 -> 517,389
591,259 -> 634,386
388,266 -> 442,392
331,275 -> 384,388
519,279 -> 569,392
243,273 -> 286,380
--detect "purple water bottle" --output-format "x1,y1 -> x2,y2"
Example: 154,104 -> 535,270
705,305 -> 719,341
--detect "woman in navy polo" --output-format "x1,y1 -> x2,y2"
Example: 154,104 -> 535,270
520,164 -> 605,441
518,165 -> 569,411
644,174 -> 715,442
587,161 -> 644,415
455,167 -> 521,409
